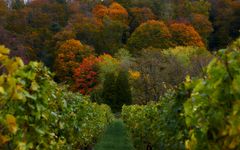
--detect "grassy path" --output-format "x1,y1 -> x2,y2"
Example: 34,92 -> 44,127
94,119 -> 134,150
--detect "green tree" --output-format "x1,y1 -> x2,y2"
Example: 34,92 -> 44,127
115,70 -> 132,110
100,17 -> 128,54
102,72 -> 117,111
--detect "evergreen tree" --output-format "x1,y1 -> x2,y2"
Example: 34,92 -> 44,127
115,70 -> 132,111
102,72 -> 117,111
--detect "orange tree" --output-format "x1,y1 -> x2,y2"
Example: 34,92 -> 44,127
73,12 -> 128,55
108,2 -> 129,25
129,7 -> 156,32
92,4 -> 108,20
51,27 -> 76,50
54,39 -> 94,81
93,2 -> 128,24
127,20 -> 172,54
169,23 -> 205,48
91,2 -> 129,54
190,13 -> 213,45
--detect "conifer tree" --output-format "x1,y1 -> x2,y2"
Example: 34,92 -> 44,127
102,72 -> 117,111
115,70 -> 132,111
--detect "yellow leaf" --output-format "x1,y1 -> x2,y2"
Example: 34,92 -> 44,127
6,61 -> 20,74
6,114 -> 18,134
17,142 -> 27,150
229,138 -> 238,149
30,81 -> 39,91
15,57 -> 24,67
186,75 -> 191,82
0,86 -> 5,94
0,134 -> 10,144
12,90 -> 26,101
0,45 -> 10,54
185,140 -> 190,150
129,70 -> 140,80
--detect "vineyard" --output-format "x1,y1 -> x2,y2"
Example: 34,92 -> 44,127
0,46 -> 114,149
122,39 -> 240,150
1,38 -> 240,150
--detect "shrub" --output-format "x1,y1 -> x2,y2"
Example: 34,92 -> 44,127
122,87 -> 189,150
0,46 -> 114,149
184,39 -> 240,150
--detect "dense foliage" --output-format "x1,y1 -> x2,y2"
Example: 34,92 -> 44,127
54,39 -> 94,81
122,87 -> 189,150
169,23 -> 205,48
122,103 -> 163,149
0,46 -> 114,149
128,7 -> 156,33
0,0 -> 238,95
127,20 -> 172,54
93,2 -> 128,24
184,39 -> 240,150
0,0 -> 239,64
131,46 -> 211,104
102,70 -> 132,112
0,0 -> 240,149
127,20 -> 206,55
122,39 -> 240,150
72,55 -> 100,95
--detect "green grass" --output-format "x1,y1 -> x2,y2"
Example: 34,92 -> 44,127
94,119 -> 134,150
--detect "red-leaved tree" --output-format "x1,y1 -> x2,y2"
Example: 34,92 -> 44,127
72,55 -> 100,95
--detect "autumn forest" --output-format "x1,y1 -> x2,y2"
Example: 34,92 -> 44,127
0,0 -> 240,149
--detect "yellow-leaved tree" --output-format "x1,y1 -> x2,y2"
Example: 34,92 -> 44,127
54,39 -> 95,81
